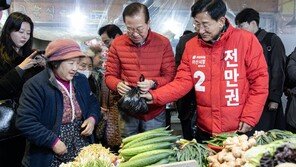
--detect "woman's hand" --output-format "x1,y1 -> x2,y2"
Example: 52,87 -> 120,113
52,139 -> 67,155
18,51 -> 38,70
80,117 -> 96,136
34,55 -> 46,67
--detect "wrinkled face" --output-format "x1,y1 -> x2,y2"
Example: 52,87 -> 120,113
101,32 -> 113,48
55,57 -> 80,81
10,22 -> 31,49
193,12 -> 225,42
78,57 -> 93,71
237,21 -> 256,33
124,12 -> 150,44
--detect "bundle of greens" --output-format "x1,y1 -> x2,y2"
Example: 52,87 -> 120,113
244,138 -> 296,167
204,133 -> 238,147
175,139 -> 214,167
60,144 -> 118,167
252,130 -> 295,145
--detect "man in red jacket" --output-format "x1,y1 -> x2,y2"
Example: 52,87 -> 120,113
105,2 -> 175,137
142,0 -> 269,142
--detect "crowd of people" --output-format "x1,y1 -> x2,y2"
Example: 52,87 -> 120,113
0,0 -> 296,166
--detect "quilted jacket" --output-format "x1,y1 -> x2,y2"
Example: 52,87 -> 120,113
105,30 -> 175,121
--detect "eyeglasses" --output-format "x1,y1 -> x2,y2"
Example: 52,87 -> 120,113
193,20 -> 211,31
126,26 -> 146,34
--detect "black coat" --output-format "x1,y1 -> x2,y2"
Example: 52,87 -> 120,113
175,33 -> 197,120
0,45 -> 43,166
256,29 -> 286,103
286,48 -> 296,129
0,47 -> 43,100
0,68 -> 24,100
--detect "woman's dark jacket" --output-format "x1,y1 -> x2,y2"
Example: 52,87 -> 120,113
0,46 -> 42,100
16,68 -> 101,167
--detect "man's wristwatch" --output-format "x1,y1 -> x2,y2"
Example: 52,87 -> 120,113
151,80 -> 158,90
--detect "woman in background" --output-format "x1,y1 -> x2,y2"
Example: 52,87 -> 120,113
0,12 -> 44,166
77,54 -> 100,99
16,39 -> 100,167
77,54 -> 106,143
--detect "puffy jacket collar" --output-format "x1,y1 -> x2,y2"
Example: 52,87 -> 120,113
127,29 -> 152,47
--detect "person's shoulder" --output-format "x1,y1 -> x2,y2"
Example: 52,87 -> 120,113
23,69 -> 47,87
265,31 -> 282,42
150,31 -> 171,43
74,73 -> 89,86
232,27 -> 254,37
180,33 -> 197,42
228,28 -> 258,44
112,34 -> 129,45
290,47 -> 296,59
74,72 -> 88,81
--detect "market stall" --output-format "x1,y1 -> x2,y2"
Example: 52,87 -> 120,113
60,128 -> 296,167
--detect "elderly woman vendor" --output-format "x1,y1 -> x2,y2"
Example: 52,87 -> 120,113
16,39 -> 101,167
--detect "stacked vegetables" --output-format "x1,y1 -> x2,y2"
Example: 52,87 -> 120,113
118,127 -> 179,167
174,139 -> 214,167
207,135 -> 257,167
253,129 -> 295,145
205,133 -> 238,148
244,138 -> 296,167
260,144 -> 296,166
60,144 -> 118,167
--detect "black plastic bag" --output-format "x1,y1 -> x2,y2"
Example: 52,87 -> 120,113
0,100 -> 21,141
117,75 -> 148,114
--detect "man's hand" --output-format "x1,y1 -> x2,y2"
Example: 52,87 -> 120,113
140,92 -> 153,104
52,139 -> 67,155
268,102 -> 278,111
238,121 -> 253,133
137,79 -> 154,93
81,117 -> 96,136
116,81 -> 131,96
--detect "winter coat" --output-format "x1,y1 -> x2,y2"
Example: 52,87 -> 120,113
175,32 -> 197,120
0,46 -> 43,100
105,30 -> 175,121
256,28 -> 286,104
0,68 -> 24,100
286,48 -> 296,128
151,21 -> 269,134
16,68 -> 100,167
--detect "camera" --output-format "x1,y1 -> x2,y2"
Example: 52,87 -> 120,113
36,50 -> 45,55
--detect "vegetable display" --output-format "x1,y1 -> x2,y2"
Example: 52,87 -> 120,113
118,127 -> 179,167
207,135 -> 256,167
60,144 -> 118,167
244,138 -> 296,167
253,129 -> 295,145
174,139 -> 214,167
205,133 -> 238,147
260,144 -> 296,166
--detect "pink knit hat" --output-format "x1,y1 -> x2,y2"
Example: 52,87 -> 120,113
45,39 -> 85,61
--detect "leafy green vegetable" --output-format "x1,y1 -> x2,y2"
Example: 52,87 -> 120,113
245,138 -> 296,166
